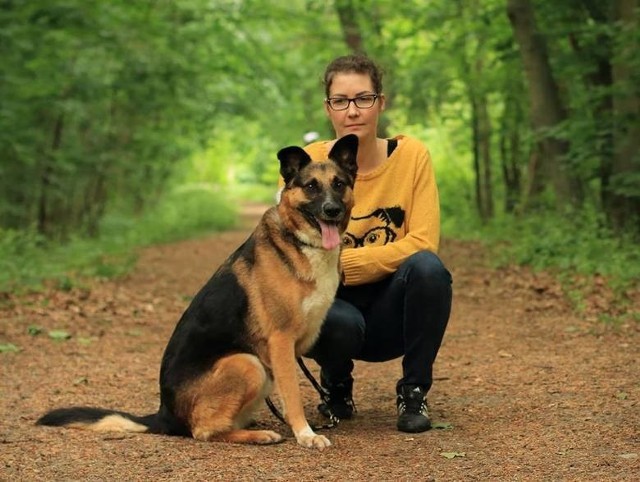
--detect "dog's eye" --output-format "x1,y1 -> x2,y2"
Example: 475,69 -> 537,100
304,180 -> 319,193
333,179 -> 345,189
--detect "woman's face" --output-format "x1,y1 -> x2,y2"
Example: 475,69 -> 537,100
325,72 -> 385,141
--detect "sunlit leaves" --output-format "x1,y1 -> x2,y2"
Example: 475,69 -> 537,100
440,451 -> 466,459
0,343 -> 20,353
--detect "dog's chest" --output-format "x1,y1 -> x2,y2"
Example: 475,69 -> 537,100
297,248 -> 340,352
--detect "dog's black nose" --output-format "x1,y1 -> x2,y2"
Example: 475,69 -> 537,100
322,202 -> 343,219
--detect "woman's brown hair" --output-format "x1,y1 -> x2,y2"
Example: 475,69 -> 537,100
323,54 -> 384,98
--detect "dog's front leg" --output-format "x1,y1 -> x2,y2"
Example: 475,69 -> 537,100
268,332 -> 331,449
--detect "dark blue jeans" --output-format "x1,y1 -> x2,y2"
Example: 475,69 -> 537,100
306,251 -> 452,393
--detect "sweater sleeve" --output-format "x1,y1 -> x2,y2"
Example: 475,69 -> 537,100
340,145 -> 441,286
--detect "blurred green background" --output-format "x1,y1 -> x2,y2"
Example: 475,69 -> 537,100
1,0 -> 638,311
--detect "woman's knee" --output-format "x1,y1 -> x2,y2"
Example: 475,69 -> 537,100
324,301 -> 365,348
399,251 -> 452,286
308,300 -> 365,358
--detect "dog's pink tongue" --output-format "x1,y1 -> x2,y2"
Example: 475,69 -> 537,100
319,221 -> 341,250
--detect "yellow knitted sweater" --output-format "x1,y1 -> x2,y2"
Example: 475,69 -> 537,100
303,134 -> 441,286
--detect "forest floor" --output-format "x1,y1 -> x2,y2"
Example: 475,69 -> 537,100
1,203 -> 638,481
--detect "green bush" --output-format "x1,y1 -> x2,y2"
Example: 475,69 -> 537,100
128,185 -> 238,245
228,182 -> 279,205
471,207 -> 639,293
0,187 -> 237,293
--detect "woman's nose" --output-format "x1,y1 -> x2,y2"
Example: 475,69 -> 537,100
346,103 -> 360,116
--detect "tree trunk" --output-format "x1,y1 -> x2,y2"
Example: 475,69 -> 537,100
457,1 -> 494,221
471,95 -> 494,221
568,1 -> 616,227
85,173 -> 107,238
37,113 -> 64,238
335,0 -> 364,54
506,0 -> 583,209
472,106 -> 483,220
499,92 -> 523,213
608,0 -> 640,235
479,98 -> 494,220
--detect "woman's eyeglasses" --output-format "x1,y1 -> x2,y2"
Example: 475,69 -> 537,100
325,94 -> 379,111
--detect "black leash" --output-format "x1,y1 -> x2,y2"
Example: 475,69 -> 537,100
265,357 -> 340,430
265,396 -> 287,425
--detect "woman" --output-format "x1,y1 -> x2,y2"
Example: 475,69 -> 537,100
302,54 -> 453,433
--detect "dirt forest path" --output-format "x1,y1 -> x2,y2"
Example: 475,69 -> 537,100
1,203 -> 638,481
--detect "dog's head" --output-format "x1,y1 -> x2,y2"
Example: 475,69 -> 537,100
277,134 -> 358,250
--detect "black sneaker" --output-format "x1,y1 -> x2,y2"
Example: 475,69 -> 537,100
396,384 -> 431,433
317,373 -> 356,420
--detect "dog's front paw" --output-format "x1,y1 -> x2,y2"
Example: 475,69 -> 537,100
295,427 -> 331,450
253,430 -> 284,444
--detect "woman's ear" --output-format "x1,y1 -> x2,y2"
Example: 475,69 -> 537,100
379,93 -> 386,111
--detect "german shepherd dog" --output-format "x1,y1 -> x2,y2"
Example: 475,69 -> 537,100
37,134 -> 358,450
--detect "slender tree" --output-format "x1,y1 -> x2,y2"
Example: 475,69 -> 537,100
506,0 -> 583,209
607,0 -> 640,234
335,0 -> 365,53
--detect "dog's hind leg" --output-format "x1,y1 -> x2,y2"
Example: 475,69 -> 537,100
179,353 -> 282,445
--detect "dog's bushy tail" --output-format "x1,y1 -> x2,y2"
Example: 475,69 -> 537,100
36,407 -> 160,434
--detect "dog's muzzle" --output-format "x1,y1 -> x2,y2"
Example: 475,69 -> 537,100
321,201 -> 344,222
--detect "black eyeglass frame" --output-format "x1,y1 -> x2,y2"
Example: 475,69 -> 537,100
325,94 -> 379,111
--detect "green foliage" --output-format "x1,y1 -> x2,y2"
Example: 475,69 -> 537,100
443,202 -> 639,322
2,0 -> 638,313
0,343 -> 20,354
432,421 -> 454,430
0,188 -> 236,293
229,183 -> 279,205
440,452 -> 466,459
48,330 -> 72,341
130,187 -> 238,245
27,325 -> 44,336
0,0 -> 345,293
469,207 -> 640,291
177,120 -> 282,187
0,0 -> 339,240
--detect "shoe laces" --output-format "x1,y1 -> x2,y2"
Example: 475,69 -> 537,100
397,386 -> 429,416
321,375 -> 352,401
327,383 -> 355,407
321,378 -> 357,414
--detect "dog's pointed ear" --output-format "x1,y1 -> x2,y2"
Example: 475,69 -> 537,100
328,134 -> 358,182
277,146 -> 312,185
